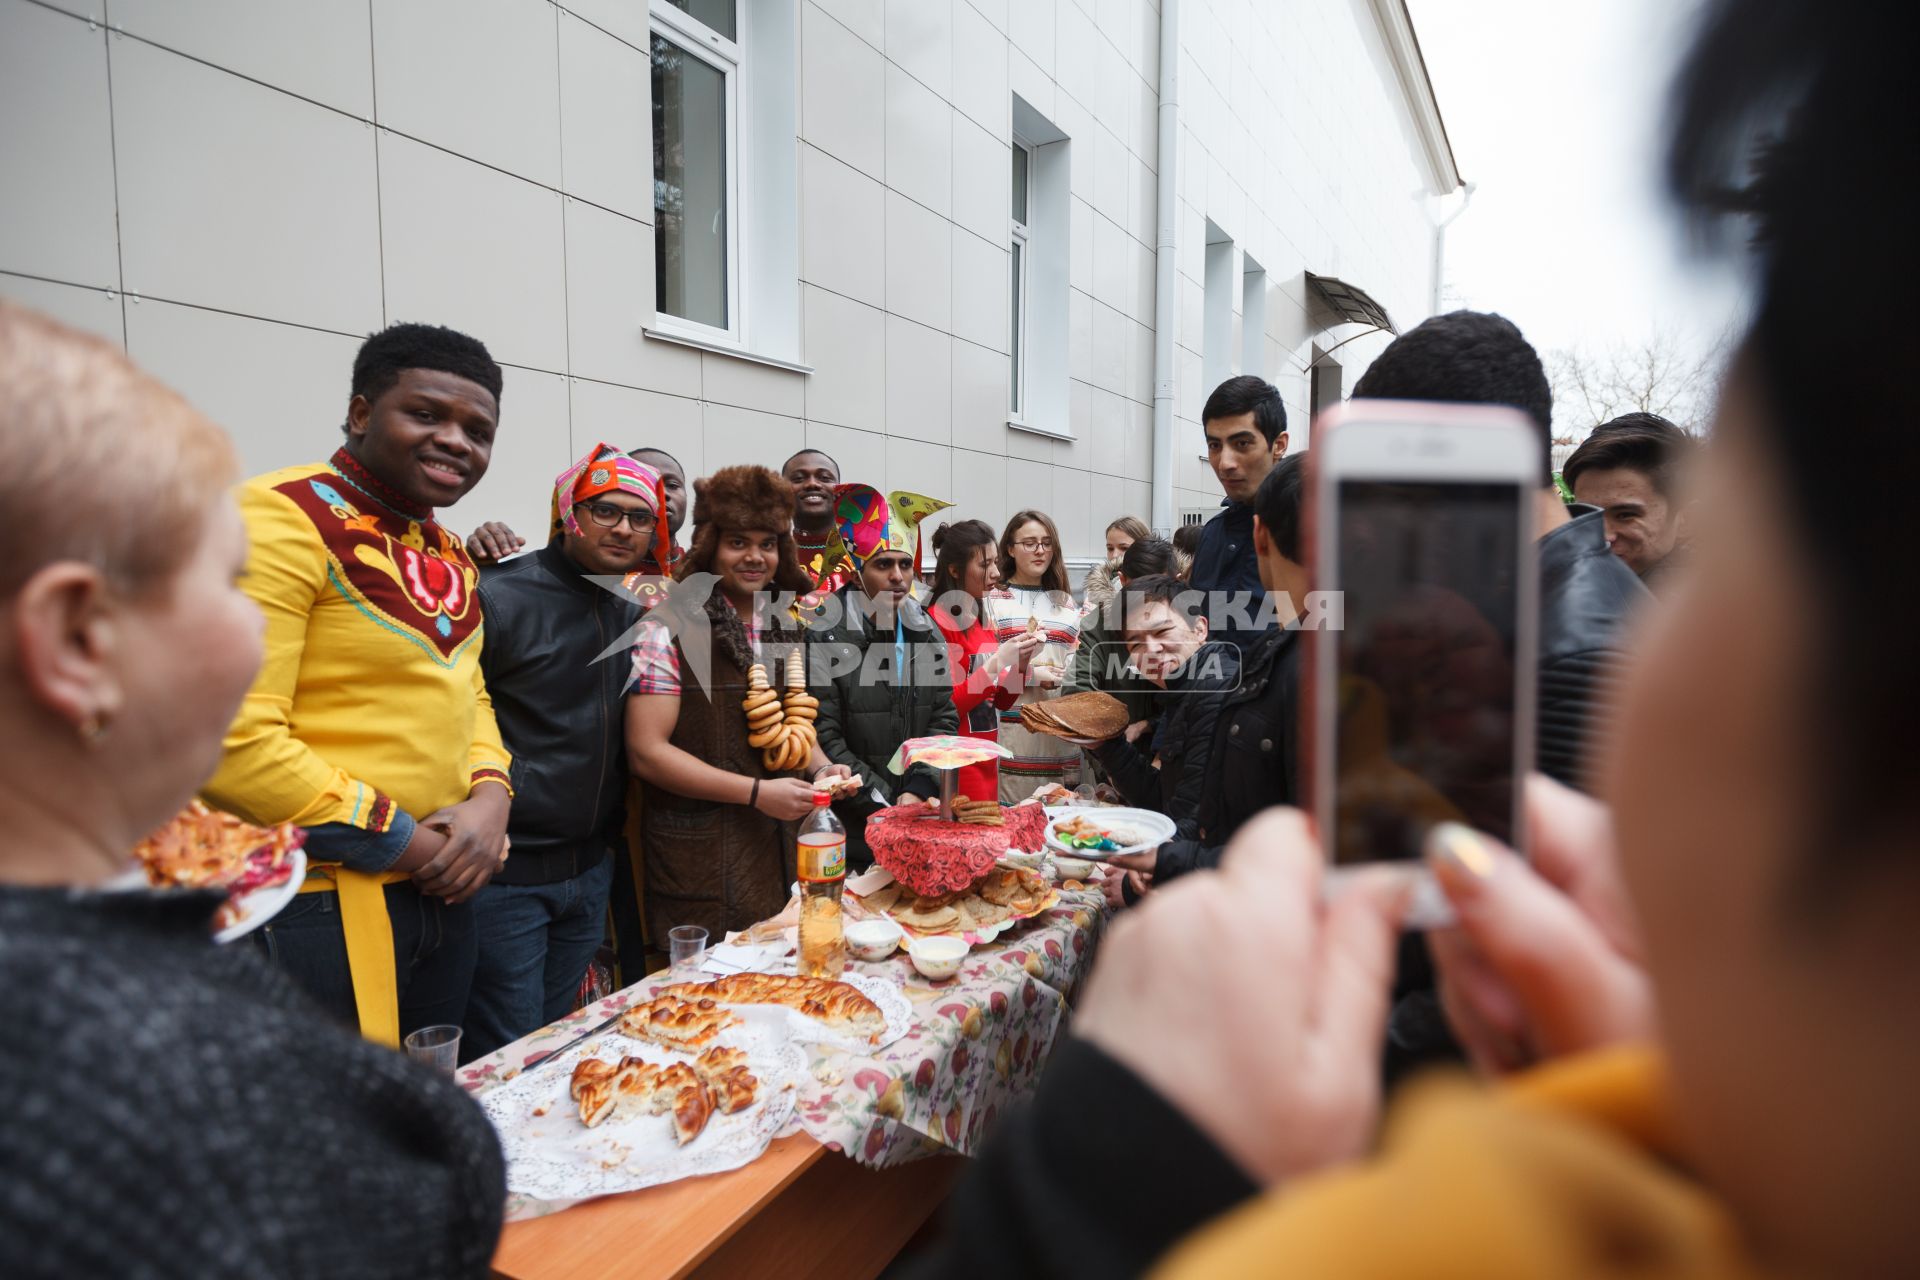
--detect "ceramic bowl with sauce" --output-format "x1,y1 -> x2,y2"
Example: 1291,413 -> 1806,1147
845,916 -> 904,962
905,934 -> 969,981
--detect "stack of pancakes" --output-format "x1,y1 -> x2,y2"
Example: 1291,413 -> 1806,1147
1019,690 -> 1130,743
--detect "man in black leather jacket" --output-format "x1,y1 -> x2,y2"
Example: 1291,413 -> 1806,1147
1350,311 -> 1649,1084
462,444 -> 658,1059
1352,310 -> 1647,793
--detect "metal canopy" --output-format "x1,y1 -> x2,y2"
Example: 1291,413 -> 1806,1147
1306,273 -> 1398,336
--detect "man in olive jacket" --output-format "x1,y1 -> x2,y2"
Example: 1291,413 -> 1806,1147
804,486 -> 959,869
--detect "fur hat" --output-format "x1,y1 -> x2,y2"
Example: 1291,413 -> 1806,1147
678,464 -> 813,595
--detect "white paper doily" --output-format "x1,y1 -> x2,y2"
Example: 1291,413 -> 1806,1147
481,1023 -> 806,1202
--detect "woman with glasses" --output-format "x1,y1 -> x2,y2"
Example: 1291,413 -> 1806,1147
985,510 -> 1085,803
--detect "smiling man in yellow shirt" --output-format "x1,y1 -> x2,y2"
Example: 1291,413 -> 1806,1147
202,323 -> 513,1048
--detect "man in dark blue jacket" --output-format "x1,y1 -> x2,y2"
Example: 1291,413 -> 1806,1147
1189,375 -> 1288,657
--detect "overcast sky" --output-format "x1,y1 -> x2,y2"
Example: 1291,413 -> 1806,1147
1406,0 -> 1746,361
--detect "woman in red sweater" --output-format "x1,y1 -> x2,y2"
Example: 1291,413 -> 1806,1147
926,521 -> 1041,801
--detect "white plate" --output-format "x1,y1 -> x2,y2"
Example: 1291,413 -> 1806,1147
1043,806 -> 1176,862
214,846 -> 306,944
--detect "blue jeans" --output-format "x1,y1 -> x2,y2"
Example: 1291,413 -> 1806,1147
463,852 -> 614,1061
252,880 -> 477,1042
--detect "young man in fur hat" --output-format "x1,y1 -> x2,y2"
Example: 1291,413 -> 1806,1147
625,466 -> 852,941
804,485 -> 960,870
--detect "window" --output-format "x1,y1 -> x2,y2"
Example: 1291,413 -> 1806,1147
1009,140 -> 1031,420
1241,255 -> 1267,378
1202,221 -> 1236,395
652,0 -> 741,341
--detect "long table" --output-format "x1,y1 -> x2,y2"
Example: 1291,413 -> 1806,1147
467,885 -> 1110,1279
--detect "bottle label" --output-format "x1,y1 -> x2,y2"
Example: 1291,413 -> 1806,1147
798,835 -> 846,882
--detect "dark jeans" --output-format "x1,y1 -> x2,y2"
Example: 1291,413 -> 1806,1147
252,880 -> 477,1044
463,852 -> 614,1061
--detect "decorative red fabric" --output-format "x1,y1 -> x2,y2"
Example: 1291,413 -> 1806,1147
1004,801 -> 1048,854
865,804 -> 1007,896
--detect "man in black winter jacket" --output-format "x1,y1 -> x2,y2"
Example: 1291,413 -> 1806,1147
805,486 -> 959,869
1088,576 -> 1240,850
1351,310 -> 1647,793
1106,454 -> 1310,898
463,444 -> 656,1059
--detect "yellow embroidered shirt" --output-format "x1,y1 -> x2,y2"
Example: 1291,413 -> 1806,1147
202,454 -> 510,869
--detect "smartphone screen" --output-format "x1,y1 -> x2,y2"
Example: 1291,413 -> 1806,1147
1330,479 -> 1525,865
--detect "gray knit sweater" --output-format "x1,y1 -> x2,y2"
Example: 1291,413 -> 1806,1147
0,884 -> 505,1278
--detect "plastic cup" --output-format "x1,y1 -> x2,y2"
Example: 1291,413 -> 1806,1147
669,925 -> 708,970
403,1024 -> 462,1074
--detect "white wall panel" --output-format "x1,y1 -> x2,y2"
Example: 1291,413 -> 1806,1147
559,11 -> 652,220
884,313 -> 951,445
112,39 -> 382,333
884,63 -> 953,218
808,0 -> 883,49
372,0 -> 560,188
380,134 -> 567,374
123,300 -> 361,480
111,0 -> 374,118
800,146 -> 886,307
569,378 -> 703,472
949,228 -> 1006,354
565,199 -> 703,398
704,403 -> 804,472
0,3 -> 117,288
884,0 -> 951,101
1,272 -> 122,349
950,114 -> 1009,247
801,1 -> 885,179
886,434 -> 951,502
702,350 -> 806,418
950,336 -> 1006,438
450,366 -> 572,545
948,445 -> 1007,540
949,0 -> 1009,140
802,285 -> 886,433
884,190 -> 951,331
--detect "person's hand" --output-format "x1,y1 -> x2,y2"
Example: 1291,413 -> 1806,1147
754,777 -> 819,821
996,631 -> 1044,672
1104,845 -> 1159,877
1100,868 -> 1131,910
1425,774 -> 1654,1074
1030,663 -> 1065,689
465,521 -> 526,565
811,762 -> 854,785
1123,719 -> 1151,744
1075,809 -> 1407,1184
412,785 -> 511,904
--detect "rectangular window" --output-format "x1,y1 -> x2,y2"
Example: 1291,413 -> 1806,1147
1009,140 -> 1031,420
651,1 -> 741,341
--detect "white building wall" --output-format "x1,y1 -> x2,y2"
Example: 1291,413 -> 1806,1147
0,0 -> 1447,565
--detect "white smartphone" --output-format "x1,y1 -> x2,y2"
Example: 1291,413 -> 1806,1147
1306,400 -> 1540,925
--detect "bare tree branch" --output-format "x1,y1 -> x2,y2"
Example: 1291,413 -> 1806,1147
1547,325 -> 1733,438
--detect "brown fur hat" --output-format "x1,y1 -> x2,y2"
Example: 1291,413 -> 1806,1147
677,464 -> 812,595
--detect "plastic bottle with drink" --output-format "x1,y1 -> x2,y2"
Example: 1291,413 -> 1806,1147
797,792 -> 848,979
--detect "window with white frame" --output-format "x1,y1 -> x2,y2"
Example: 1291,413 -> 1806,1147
651,0 -> 741,341
1009,139 -> 1032,420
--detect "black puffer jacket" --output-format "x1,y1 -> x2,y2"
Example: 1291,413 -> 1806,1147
1153,623 -> 1299,881
1090,640 -> 1241,838
806,590 -> 959,863
477,543 -> 641,881
1535,506 -> 1648,791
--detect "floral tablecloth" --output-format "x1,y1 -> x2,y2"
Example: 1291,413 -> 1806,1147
461,882 -> 1110,1221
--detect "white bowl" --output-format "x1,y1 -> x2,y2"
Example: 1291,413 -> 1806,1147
1053,855 -> 1096,880
905,934 -> 969,981
845,917 -> 904,962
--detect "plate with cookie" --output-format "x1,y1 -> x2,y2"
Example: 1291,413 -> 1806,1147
477,1001 -> 808,1201
1043,806 -> 1176,861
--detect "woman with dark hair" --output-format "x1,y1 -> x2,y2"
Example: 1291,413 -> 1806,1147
625,466 -> 851,941
984,510 -> 1085,802
1170,521 -> 1203,580
1084,515 -> 1154,606
917,1 -> 1920,1275
0,303 -> 505,1276
927,520 -> 1038,802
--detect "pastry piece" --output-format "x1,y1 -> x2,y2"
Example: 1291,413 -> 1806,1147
618,994 -> 739,1050
693,1045 -> 749,1081
570,1056 -> 618,1101
664,973 -> 887,1042
577,1075 -> 618,1128
961,894 -> 1013,928
670,1078 -> 716,1144
612,1056 -> 664,1105
708,1066 -> 759,1115
748,721 -> 787,750
861,881 -> 902,913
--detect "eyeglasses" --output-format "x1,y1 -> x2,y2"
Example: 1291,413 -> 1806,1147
578,501 -> 657,532
1013,538 -> 1054,552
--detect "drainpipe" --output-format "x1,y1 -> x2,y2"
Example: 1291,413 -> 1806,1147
1428,180 -> 1476,315
1148,0 -> 1180,535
